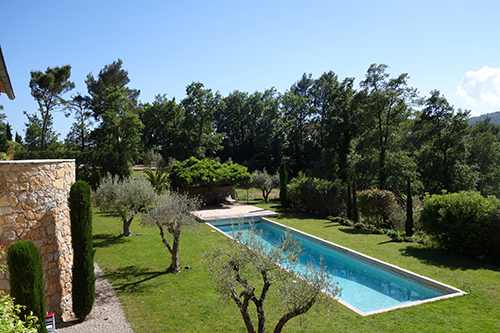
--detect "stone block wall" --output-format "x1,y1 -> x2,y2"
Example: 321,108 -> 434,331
0,160 -> 75,321
178,185 -> 236,204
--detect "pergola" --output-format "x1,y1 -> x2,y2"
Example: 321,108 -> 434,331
0,44 -> 14,100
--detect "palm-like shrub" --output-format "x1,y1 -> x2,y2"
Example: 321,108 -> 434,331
143,167 -> 169,194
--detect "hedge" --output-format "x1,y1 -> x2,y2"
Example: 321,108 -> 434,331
420,191 -> 500,261
288,172 -> 345,216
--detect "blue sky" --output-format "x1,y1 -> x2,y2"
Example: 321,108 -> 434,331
1,0 -> 500,139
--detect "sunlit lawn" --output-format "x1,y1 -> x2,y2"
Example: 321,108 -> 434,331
93,200 -> 500,332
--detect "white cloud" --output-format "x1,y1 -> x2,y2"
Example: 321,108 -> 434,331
457,66 -> 500,108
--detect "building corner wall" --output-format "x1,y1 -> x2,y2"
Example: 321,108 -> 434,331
0,160 -> 75,321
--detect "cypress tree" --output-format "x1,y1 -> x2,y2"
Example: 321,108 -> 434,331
406,177 -> 414,237
7,240 -> 47,333
352,171 -> 359,223
279,161 -> 288,209
346,175 -> 352,220
69,180 -> 95,322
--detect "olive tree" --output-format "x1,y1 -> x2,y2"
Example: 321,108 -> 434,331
204,224 -> 340,333
141,193 -> 202,273
92,175 -> 156,236
251,169 -> 279,203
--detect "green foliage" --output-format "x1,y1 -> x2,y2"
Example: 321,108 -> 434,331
143,167 -> 169,195
346,176 -> 352,220
91,86 -> 143,179
141,149 -> 164,168
288,172 -> 345,216
29,65 -> 75,152
420,191 -> 500,261
141,192 -> 202,272
204,223 -> 340,333
357,189 -> 397,227
0,249 -> 39,333
406,177 -> 414,236
69,181 -> 95,321
0,295 -> 39,333
22,111 -> 60,152
352,172 -> 358,221
328,216 -> 354,226
251,168 -> 279,203
92,175 -> 156,236
7,241 -> 47,333
168,157 -> 251,189
76,164 -> 101,191
93,203 -> 500,332
279,161 -> 289,208
64,93 -> 93,152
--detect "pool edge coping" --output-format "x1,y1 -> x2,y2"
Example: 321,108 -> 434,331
203,214 -> 468,316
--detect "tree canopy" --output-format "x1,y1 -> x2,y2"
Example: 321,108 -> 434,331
13,61 -> 500,198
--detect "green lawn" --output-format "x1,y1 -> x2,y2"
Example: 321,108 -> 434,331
93,201 -> 500,332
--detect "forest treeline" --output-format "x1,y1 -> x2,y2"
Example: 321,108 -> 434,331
2,59 -> 500,198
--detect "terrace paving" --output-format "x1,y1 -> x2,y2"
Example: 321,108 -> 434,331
193,203 -> 278,222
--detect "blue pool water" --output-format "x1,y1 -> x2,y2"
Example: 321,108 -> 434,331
217,221 -> 445,314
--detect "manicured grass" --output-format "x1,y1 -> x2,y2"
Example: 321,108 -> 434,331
235,187 -> 279,203
93,201 -> 500,332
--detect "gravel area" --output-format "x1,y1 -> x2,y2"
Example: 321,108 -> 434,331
57,264 -> 134,333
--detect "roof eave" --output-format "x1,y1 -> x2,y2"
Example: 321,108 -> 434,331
0,45 -> 15,100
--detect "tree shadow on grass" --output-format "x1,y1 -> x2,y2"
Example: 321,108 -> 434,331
103,265 -> 173,294
337,226 -> 377,236
399,245 -> 500,272
93,234 -> 129,248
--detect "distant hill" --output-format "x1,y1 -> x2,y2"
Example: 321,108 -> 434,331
469,111 -> 500,125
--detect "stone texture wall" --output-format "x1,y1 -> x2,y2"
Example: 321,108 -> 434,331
0,160 -> 75,321
178,185 -> 236,204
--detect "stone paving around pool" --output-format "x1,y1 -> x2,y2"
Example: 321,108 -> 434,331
192,203 -> 278,222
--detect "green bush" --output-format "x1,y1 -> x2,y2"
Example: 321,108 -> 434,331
0,249 -> 39,333
70,180 -> 95,321
288,172 -> 345,216
76,165 -> 101,191
168,157 -> 252,189
279,161 -> 289,208
357,189 -> 397,228
420,191 -> 500,261
7,241 -> 47,333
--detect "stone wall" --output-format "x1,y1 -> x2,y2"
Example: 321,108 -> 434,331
0,160 -> 75,321
178,185 -> 236,204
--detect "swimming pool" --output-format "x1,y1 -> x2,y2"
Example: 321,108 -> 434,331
210,218 -> 466,315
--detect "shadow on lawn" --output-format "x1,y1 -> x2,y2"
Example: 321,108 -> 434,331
399,245 -> 500,272
103,265 -> 173,294
336,226 -> 377,235
93,234 -> 129,248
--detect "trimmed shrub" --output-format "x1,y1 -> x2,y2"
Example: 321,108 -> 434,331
346,176 -> 352,220
69,180 -> 95,321
279,161 -> 289,208
406,177 -> 414,237
420,191 -> 500,261
7,241 -> 47,333
288,172 -> 345,216
169,157 -> 252,189
352,172 -> 358,222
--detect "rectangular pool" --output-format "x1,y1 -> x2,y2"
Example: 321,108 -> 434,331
210,218 -> 466,315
